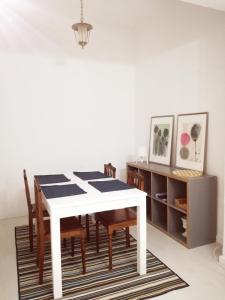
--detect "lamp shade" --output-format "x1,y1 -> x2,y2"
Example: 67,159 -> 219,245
72,22 -> 93,48
137,146 -> 147,163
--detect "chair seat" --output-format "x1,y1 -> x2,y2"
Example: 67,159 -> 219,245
43,216 -> 83,238
31,203 -> 49,218
35,184 -> 86,283
96,208 -> 136,226
95,170 -> 143,271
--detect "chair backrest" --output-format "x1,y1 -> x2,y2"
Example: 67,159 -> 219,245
127,171 -> 144,191
35,180 -> 45,242
23,169 -> 32,212
104,163 -> 116,178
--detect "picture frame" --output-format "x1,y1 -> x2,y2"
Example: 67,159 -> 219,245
148,115 -> 174,166
175,112 -> 208,172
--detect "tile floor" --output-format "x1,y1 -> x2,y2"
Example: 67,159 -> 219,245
0,216 -> 225,300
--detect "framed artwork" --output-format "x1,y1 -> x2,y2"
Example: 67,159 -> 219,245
175,112 -> 208,172
148,115 -> 174,166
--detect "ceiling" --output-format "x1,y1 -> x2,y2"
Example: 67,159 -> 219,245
180,0 -> 225,11
0,0 -> 224,63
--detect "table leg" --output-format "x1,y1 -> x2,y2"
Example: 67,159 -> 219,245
50,215 -> 62,299
137,199 -> 146,275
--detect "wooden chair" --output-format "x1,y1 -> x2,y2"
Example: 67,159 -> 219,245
127,170 -> 144,190
95,171 -> 144,270
35,182 -> 86,284
104,163 -> 116,178
23,169 -> 49,252
84,163 -> 116,242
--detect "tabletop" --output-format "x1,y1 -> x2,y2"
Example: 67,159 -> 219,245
39,171 -> 146,215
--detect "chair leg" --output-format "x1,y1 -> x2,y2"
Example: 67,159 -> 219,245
86,214 -> 90,242
108,233 -> 113,271
79,215 -> 82,224
28,215 -> 34,252
71,237 -> 75,256
63,238 -> 67,248
125,227 -> 130,248
36,234 -> 40,267
96,220 -> 100,253
38,239 -> 45,285
34,216 -> 37,234
80,235 -> 86,274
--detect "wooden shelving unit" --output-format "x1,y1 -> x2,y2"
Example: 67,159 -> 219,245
127,162 -> 217,248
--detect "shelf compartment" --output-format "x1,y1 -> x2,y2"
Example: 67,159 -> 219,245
139,169 -> 151,195
167,178 -> 187,207
151,196 -> 167,206
168,207 -> 187,244
151,198 -> 167,231
127,165 -> 139,173
168,203 -> 187,215
170,231 -> 187,244
151,173 -> 167,200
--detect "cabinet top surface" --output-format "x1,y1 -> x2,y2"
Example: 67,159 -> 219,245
127,162 -> 216,182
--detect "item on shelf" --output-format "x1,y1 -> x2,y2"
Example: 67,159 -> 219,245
181,216 -> 187,238
136,146 -> 148,163
172,169 -> 203,178
182,231 -> 187,238
155,192 -> 167,203
155,192 -> 167,198
174,198 -> 187,211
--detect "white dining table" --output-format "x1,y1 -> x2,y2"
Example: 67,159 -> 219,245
39,172 -> 147,300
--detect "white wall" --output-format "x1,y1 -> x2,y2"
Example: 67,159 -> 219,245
0,53 -> 135,219
0,0 -> 137,219
134,0 -> 225,242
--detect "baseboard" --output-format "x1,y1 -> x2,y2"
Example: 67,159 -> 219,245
219,255 -> 225,268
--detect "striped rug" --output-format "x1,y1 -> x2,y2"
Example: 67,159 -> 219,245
15,223 -> 188,300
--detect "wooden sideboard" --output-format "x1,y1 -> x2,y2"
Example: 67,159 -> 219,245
127,162 -> 217,248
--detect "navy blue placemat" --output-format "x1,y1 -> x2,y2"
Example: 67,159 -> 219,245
41,184 -> 86,199
88,180 -> 135,193
73,171 -> 110,180
35,174 -> 70,185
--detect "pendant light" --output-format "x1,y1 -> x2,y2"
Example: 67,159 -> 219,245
72,0 -> 93,49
